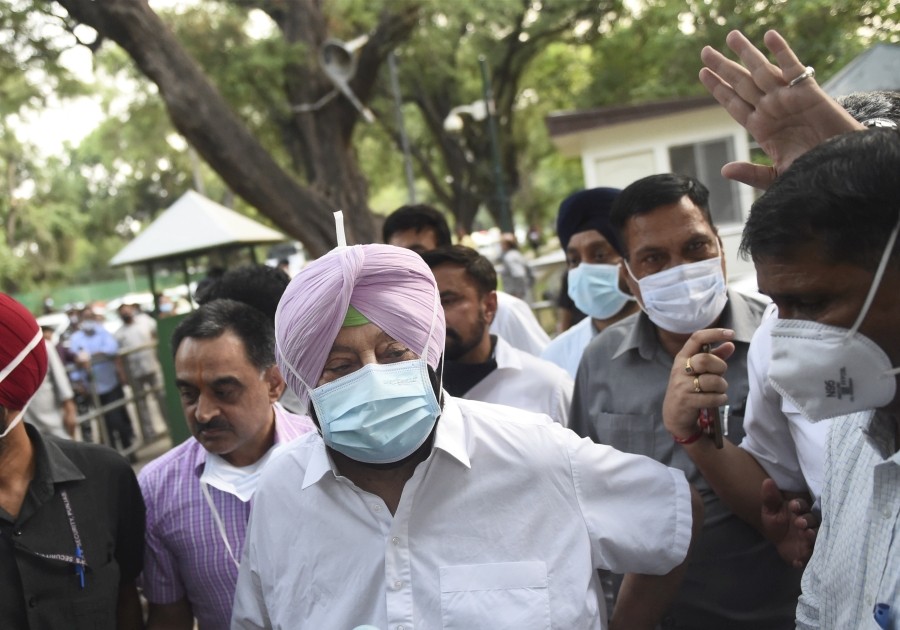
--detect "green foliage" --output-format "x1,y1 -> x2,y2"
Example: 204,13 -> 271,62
0,0 -> 896,293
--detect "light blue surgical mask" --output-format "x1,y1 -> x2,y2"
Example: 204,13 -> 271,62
567,263 -> 633,320
309,358 -> 441,464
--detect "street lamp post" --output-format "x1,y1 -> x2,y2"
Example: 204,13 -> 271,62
442,58 -> 513,233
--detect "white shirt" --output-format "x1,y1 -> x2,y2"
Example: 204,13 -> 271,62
232,397 -> 693,630
541,317 -> 596,379
738,305 -> 830,498
796,410 -> 900,629
464,336 -> 573,426
490,291 -> 550,357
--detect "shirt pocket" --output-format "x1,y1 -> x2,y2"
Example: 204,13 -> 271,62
439,561 -> 550,630
594,412 -> 655,456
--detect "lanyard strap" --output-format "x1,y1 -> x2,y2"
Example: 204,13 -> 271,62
200,482 -> 240,570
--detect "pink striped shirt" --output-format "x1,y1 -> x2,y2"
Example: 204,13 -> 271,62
138,405 -> 314,629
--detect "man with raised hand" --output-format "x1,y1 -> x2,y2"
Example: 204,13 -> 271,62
232,243 -> 702,630
139,299 -> 313,630
665,128 -> 900,628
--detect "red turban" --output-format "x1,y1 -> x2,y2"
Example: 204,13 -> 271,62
0,294 -> 48,411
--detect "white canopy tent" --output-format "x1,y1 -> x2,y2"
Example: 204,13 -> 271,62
110,190 -> 288,312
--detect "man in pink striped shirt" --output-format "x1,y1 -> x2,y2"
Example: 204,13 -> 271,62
138,299 -> 314,630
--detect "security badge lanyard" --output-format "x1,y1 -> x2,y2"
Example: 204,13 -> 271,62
11,490 -> 87,589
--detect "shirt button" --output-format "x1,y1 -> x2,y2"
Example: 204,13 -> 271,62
397,626 -> 405,630
392,537 -> 400,545
883,509 -> 892,519
373,504 -> 382,512
394,580 -> 403,590
13,530 -> 22,537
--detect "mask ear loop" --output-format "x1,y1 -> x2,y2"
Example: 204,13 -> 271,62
847,213 -> 900,339
0,329 -> 44,439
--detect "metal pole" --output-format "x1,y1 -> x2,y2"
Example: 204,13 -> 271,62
388,52 -> 417,204
479,55 -> 512,233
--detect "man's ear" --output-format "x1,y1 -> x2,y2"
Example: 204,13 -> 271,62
483,290 -> 499,325
265,365 -> 287,402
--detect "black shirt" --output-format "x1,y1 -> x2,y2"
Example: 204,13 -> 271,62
0,423 -> 145,629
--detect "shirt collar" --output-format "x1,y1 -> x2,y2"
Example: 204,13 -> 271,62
493,335 -> 523,371
612,289 -> 754,360
300,392 -> 472,490
862,410 -> 900,461
25,423 -> 86,505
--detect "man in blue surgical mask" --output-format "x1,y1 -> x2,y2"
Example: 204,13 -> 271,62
541,187 -> 639,378
233,243 -> 704,630
568,173 -> 801,627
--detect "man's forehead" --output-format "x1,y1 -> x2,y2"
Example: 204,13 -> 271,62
568,229 -> 611,250
389,227 -> 437,251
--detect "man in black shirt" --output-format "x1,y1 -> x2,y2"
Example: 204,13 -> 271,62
0,293 -> 145,630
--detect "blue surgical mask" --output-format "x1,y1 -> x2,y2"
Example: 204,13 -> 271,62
309,358 -> 441,464
567,263 -> 633,320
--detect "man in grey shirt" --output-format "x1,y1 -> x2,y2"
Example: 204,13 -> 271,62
569,173 -> 800,628
24,329 -> 77,439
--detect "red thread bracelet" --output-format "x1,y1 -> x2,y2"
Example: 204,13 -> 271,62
673,428 -> 704,445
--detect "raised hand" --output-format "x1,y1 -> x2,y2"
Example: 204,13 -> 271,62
699,30 -> 863,189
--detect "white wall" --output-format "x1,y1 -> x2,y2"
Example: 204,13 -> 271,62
554,105 -> 756,279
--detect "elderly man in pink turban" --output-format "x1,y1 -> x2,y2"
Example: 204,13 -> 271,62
232,245 -> 703,630
0,294 -> 145,629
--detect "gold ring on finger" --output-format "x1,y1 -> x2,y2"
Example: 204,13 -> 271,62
693,376 -> 703,393
684,357 -> 694,374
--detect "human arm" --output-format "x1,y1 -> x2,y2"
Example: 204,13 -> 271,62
62,399 -> 77,437
699,29 -> 863,189
662,328 -> 818,564
147,599 -> 194,630
116,581 -> 145,630
610,484 -> 704,630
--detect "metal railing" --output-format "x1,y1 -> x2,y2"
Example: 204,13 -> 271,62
67,341 -> 168,458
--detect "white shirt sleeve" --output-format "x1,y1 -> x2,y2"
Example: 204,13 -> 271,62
565,431 -> 693,575
490,292 -> 550,356
739,308 -> 808,493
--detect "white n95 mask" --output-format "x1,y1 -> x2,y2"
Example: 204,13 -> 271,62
626,255 -> 728,334
768,213 -> 900,422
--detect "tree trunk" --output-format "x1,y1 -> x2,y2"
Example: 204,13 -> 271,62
53,0 -> 415,257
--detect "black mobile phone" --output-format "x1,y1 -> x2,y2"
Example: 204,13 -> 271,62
702,343 -> 725,449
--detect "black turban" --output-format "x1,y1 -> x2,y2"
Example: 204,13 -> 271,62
556,187 -> 622,255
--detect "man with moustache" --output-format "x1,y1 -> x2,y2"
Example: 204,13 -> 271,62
138,299 -> 313,630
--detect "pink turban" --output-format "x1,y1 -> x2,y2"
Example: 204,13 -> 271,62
0,294 -> 49,411
275,244 -> 445,407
